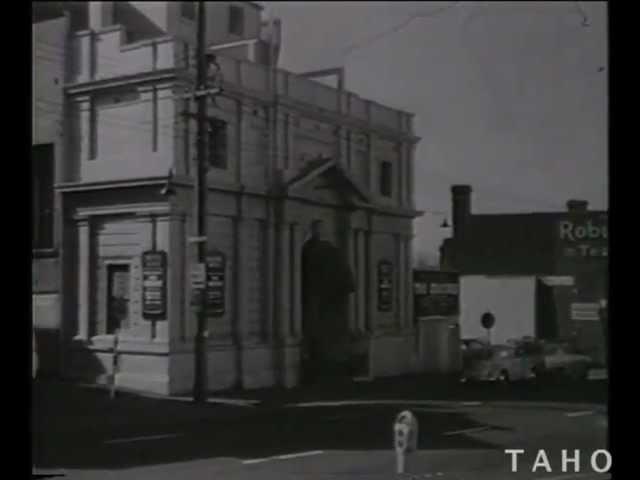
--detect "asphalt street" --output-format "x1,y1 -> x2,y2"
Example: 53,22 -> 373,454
32,378 -> 610,480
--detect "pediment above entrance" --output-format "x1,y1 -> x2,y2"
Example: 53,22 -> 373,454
282,156 -> 371,207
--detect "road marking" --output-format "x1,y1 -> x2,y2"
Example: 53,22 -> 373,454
242,458 -> 273,465
566,410 -> 595,417
276,450 -> 324,460
443,426 -> 491,436
104,433 -> 182,444
242,450 -> 324,465
460,401 -> 483,406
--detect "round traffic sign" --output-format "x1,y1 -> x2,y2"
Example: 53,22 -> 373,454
481,312 -> 495,330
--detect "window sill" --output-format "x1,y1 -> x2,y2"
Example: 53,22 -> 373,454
32,248 -> 59,259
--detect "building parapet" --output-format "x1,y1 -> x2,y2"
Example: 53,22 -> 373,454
69,28 -> 414,136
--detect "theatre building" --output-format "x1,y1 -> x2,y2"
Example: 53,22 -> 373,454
32,2 -> 422,394
440,186 -> 608,363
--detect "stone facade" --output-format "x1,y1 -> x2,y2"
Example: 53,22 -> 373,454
33,2 -> 423,394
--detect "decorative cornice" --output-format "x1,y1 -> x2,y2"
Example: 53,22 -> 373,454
65,69 -> 177,95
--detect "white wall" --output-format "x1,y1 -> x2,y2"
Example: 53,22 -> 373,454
459,275 -> 536,344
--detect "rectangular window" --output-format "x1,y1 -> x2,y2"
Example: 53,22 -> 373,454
32,144 -> 55,250
380,161 -> 392,197
228,5 -> 244,36
208,119 -> 228,169
180,2 -> 196,21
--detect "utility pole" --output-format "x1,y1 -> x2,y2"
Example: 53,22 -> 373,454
192,0 -> 209,404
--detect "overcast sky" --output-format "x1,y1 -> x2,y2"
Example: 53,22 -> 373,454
261,1 -> 608,263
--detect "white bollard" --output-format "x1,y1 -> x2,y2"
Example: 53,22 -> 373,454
394,410 -> 419,474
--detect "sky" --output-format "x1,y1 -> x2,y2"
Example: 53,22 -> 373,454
260,1 -> 608,265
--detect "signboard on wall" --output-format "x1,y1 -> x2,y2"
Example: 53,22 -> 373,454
413,270 -> 459,317
377,260 -> 394,312
570,302 -> 600,321
142,250 -> 167,319
557,214 -> 608,260
205,251 -> 226,317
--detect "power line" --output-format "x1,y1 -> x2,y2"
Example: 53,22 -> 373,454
343,2 -> 462,59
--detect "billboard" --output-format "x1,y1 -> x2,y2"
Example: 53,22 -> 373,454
413,270 -> 459,317
556,214 -> 608,260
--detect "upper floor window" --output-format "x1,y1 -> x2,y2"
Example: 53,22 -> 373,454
32,144 -> 55,250
228,5 -> 244,36
181,2 -> 196,21
208,119 -> 228,169
380,161 -> 392,198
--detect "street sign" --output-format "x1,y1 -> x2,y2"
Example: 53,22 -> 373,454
481,312 -> 495,330
142,251 -> 167,319
190,263 -> 206,289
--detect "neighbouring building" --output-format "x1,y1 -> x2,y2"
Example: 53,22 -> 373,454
32,2 -> 422,394
440,186 -> 608,362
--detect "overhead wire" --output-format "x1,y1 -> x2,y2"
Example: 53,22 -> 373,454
342,2 -> 462,59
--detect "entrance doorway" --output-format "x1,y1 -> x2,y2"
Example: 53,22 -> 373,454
301,220 -> 355,384
107,264 -> 130,334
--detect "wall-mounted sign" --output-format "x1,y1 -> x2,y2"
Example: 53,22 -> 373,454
142,250 -> 167,319
377,260 -> 393,312
413,270 -> 459,317
205,251 -> 226,317
570,302 -> 600,321
557,215 -> 608,259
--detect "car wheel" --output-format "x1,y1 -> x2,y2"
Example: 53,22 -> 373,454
498,370 -> 510,383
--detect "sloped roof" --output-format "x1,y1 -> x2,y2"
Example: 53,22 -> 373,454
442,211 -> 608,275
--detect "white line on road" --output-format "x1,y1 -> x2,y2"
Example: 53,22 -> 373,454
242,458 -> 273,465
460,401 -> 483,406
277,450 -> 324,460
443,426 -> 491,436
104,433 -> 183,444
242,450 -> 324,465
565,410 -> 595,417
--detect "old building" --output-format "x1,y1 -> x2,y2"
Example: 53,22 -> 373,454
32,2 -> 422,394
440,186 -> 608,362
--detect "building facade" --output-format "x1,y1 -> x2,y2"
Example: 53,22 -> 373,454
440,186 -> 608,362
32,1 -> 422,394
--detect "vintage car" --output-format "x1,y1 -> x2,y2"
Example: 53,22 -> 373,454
539,342 -> 593,381
460,338 -> 490,368
461,344 -> 537,383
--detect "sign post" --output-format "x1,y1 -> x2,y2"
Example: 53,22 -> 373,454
481,312 -> 495,346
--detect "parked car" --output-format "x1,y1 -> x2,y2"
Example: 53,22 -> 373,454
540,342 -> 592,381
461,338 -> 490,368
510,337 -> 546,377
461,344 -> 537,383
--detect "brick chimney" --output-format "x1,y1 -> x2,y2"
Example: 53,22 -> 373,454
451,185 -> 472,239
566,199 -> 589,213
